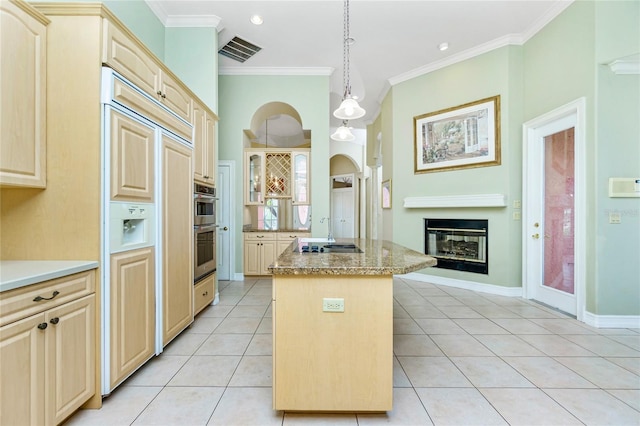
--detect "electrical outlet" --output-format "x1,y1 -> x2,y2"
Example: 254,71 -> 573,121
513,211 -> 521,220
323,298 -> 344,312
513,200 -> 521,209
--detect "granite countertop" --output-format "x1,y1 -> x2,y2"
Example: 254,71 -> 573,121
243,227 -> 311,233
269,238 -> 436,275
0,260 -> 99,293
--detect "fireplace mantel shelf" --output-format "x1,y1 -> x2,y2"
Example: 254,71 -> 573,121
404,194 -> 506,208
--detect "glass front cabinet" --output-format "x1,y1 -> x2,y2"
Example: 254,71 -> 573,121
291,150 -> 310,205
245,151 -> 265,205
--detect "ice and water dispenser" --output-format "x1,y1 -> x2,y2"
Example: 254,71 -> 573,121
109,202 -> 156,253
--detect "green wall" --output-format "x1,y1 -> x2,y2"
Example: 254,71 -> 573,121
390,46 -> 524,288
164,27 -> 218,112
102,0 -> 165,59
218,75 -> 331,273
594,1 -> 640,315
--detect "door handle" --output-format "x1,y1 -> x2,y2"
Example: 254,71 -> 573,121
223,226 -> 228,231
532,233 -> 540,239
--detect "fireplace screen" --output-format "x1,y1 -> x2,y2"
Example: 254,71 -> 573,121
424,219 -> 488,274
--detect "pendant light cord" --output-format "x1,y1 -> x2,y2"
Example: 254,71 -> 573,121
342,0 -> 350,99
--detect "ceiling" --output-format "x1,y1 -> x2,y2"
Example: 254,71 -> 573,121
146,0 -> 573,138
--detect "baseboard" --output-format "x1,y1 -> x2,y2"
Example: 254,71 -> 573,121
398,272 -> 523,297
233,272 -> 245,281
583,311 -> 640,329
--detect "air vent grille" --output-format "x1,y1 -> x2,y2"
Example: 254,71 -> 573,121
218,36 -> 262,63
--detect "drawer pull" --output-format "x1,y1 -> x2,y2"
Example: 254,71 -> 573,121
37,322 -> 48,330
50,317 -> 60,325
33,290 -> 60,302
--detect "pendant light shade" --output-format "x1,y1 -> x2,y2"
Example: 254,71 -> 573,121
333,0 -> 365,121
334,96 -> 366,120
331,123 -> 356,142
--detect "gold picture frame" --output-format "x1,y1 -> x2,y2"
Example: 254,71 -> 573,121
414,95 -> 501,173
382,179 -> 392,209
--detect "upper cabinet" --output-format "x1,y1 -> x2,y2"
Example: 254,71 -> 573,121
0,0 -> 49,188
244,149 -> 311,205
245,151 -> 265,205
102,20 -> 192,123
193,101 -> 218,186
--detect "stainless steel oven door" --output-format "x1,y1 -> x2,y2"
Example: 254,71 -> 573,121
194,224 -> 216,282
194,193 -> 215,226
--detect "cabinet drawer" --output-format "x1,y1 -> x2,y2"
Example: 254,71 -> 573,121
277,232 -> 311,241
244,232 -> 276,241
194,273 -> 214,315
0,271 -> 95,327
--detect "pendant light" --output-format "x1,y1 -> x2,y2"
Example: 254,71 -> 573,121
333,0 -> 365,120
331,120 -> 355,142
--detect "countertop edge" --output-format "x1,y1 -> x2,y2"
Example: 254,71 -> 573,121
0,260 -> 100,293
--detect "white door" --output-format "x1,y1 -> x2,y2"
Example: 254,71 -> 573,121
523,99 -> 586,319
217,161 -> 234,281
331,175 -> 356,238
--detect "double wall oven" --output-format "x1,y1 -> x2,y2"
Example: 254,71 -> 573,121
194,183 -> 217,282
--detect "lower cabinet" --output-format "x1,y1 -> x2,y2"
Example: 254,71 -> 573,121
109,247 -> 155,389
244,233 -> 277,276
194,273 -> 215,315
243,232 -> 310,276
0,270 -> 96,426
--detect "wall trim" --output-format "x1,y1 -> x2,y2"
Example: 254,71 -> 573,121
398,272 -> 523,297
403,193 -> 506,208
608,54 -> 640,75
583,311 -> 640,329
233,273 -> 245,281
218,67 -> 334,76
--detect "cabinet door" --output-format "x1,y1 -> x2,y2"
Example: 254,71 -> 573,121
0,0 -> 47,188
0,314 -> 45,426
109,109 -> 155,202
162,134 -> 193,345
159,70 -> 192,123
243,240 -> 261,276
45,294 -> 95,425
192,103 -> 206,183
291,151 -> 310,205
261,240 -> 278,275
109,248 -> 155,389
103,19 -> 159,100
205,111 -> 216,186
244,151 -> 265,205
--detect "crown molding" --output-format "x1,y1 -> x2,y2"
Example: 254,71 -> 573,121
520,0 -> 574,43
608,55 -> 640,75
218,67 -> 334,76
145,1 -> 221,28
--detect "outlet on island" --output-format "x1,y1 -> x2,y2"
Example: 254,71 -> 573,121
323,297 -> 345,312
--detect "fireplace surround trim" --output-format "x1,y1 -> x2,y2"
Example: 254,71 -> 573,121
404,194 -> 506,208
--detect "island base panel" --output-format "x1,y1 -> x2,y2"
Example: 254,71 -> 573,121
273,274 -> 393,412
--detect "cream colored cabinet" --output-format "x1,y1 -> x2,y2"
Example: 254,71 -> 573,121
244,151 -> 265,205
291,150 -> 310,205
193,102 -> 218,186
277,232 -> 310,255
194,273 -> 215,315
0,0 -> 48,188
244,233 -> 277,276
0,270 -> 96,426
109,109 -> 155,202
102,20 -> 192,123
162,134 -> 193,346
109,247 -> 155,389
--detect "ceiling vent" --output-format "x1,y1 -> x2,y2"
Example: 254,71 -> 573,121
218,36 -> 262,63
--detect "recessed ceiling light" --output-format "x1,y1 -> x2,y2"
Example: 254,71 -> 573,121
438,42 -> 449,51
250,14 -> 263,25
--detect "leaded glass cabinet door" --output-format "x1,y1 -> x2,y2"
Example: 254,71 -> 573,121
291,150 -> 310,205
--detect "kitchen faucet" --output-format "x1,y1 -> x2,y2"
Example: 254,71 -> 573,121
320,217 -> 335,242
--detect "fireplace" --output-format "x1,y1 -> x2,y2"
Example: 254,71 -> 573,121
424,219 -> 488,274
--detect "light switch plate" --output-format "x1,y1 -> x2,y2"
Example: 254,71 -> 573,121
609,212 -> 622,224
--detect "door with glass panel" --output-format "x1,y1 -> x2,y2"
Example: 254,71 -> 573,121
524,113 -> 578,315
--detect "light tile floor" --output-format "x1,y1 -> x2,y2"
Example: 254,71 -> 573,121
66,277 -> 640,425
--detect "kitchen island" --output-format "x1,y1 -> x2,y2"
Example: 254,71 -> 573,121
269,238 -> 436,412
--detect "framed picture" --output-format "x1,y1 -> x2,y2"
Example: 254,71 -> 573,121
381,179 -> 392,209
414,95 -> 501,174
